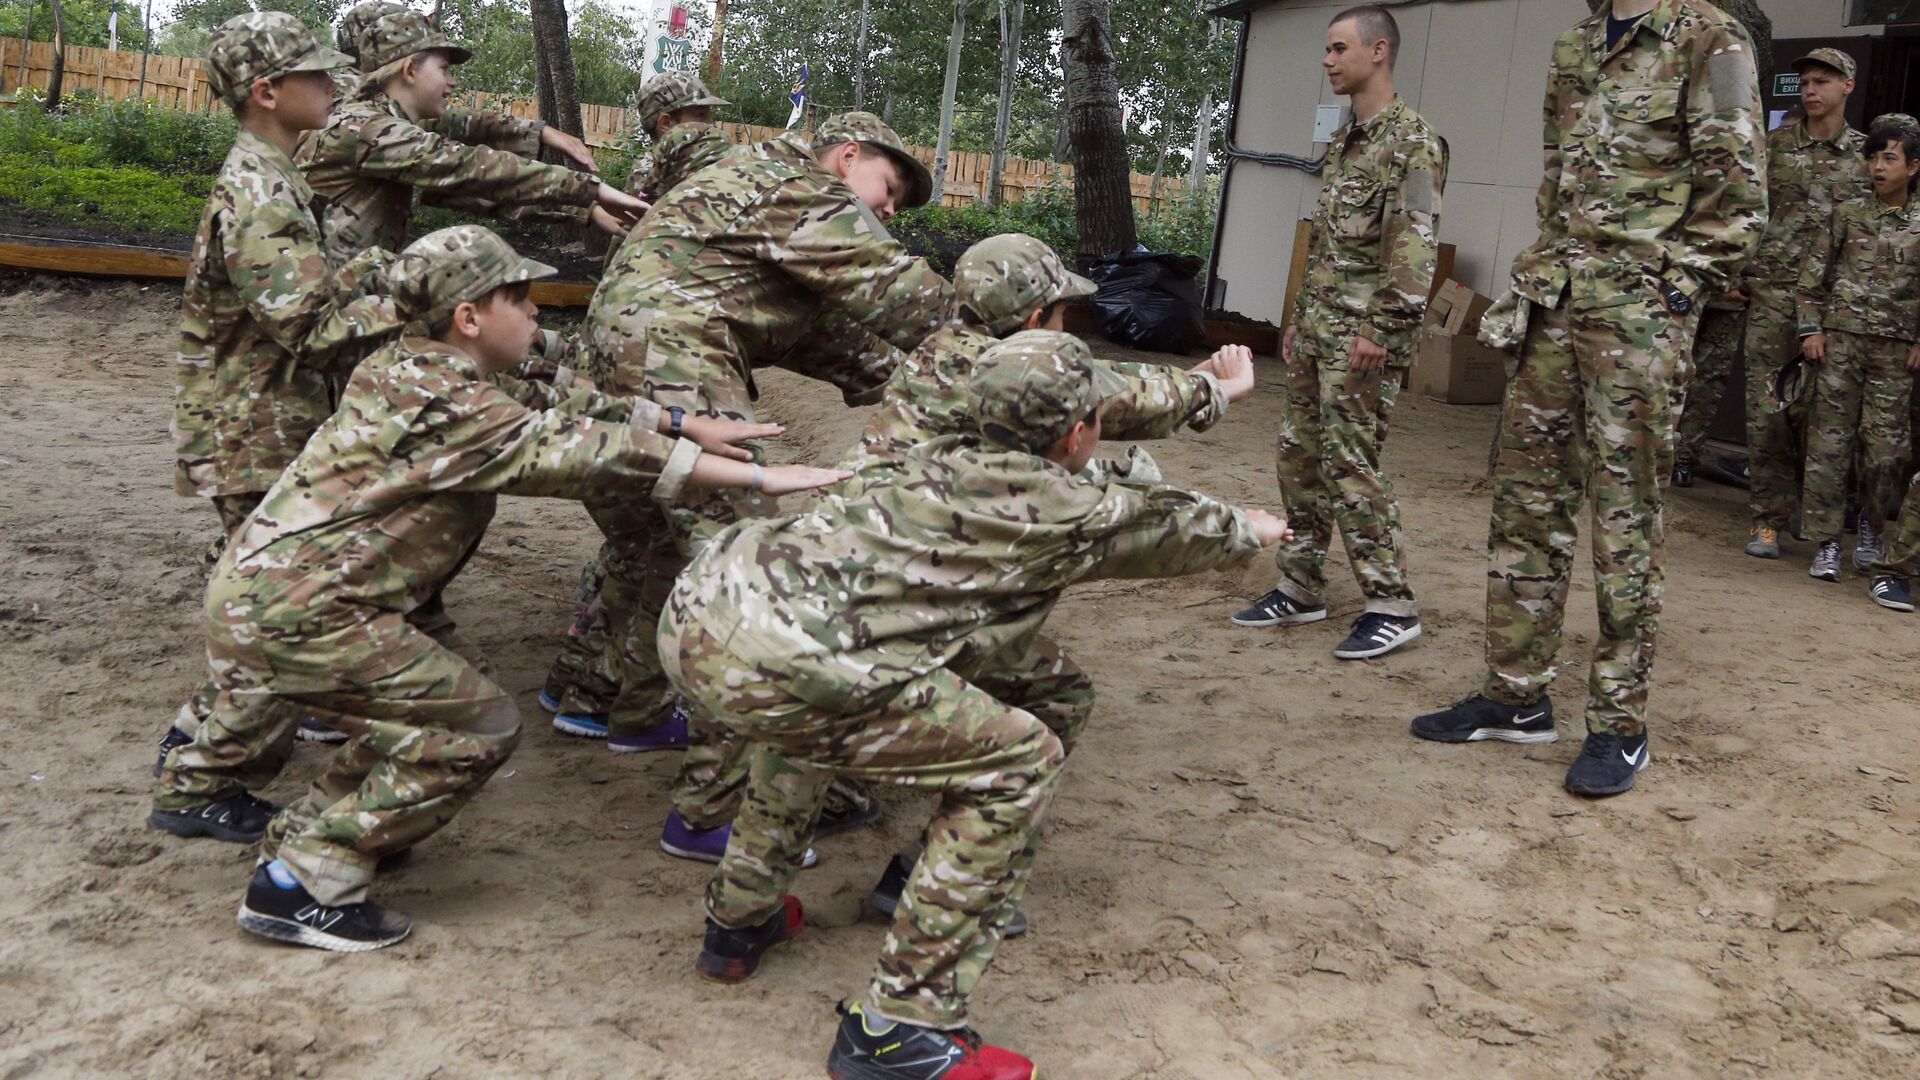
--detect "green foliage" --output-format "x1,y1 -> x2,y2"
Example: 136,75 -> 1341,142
156,0 -> 346,57
890,172 -> 1218,274
0,156 -> 208,232
0,89 -> 228,233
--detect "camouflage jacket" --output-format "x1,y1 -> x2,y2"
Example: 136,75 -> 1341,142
1507,0 -> 1766,310
173,129 -> 402,498
842,320 -> 1225,472
300,91 -> 598,264
1745,121 -> 1870,292
1295,96 -> 1447,358
1798,194 -> 1920,342
583,130 -> 950,418
626,121 -> 735,201
679,435 -> 1261,708
212,336 -> 701,642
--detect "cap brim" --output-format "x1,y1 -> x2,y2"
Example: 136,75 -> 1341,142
1060,270 -> 1099,302
1791,54 -> 1850,77
1090,359 -> 1130,402
286,44 -> 357,75
876,143 -> 934,209
506,256 -> 558,285
689,92 -> 731,108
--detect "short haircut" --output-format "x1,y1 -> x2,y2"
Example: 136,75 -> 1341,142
429,281 -> 531,337
1331,5 -> 1399,65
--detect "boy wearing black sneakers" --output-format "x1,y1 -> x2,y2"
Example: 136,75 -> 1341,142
1867,470 -> 1920,612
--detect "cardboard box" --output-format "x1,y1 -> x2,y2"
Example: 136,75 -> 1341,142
1411,280 -> 1508,405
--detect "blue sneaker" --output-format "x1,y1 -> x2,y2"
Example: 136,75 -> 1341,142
660,810 -> 816,867
537,689 -> 563,713
552,711 -> 609,738
607,702 -> 689,753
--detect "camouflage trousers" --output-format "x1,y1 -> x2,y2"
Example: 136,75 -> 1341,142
661,599 -> 1066,1031
541,557 -> 619,715
1483,295 -> 1698,737
1870,469 -> 1920,579
156,612 -> 520,906
201,491 -> 266,573
1271,326 -> 1416,616
1675,305 -> 1746,471
1801,330 -> 1916,540
1745,286 -> 1811,530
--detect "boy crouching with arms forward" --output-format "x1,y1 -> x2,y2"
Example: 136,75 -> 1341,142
661,329 -> 1289,1077
158,224 -> 845,950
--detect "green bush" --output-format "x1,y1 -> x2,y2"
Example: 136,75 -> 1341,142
0,158 -> 208,233
890,173 -> 1219,274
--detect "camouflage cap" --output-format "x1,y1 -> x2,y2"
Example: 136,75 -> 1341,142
1792,48 -> 1856,81
1769,354 -> 1808,414
206,11 -> 355,108
359,9 -> 473,76
335,1 -> 408,63
815,111 -> 933,209
971,330 -> 1126,453
1872,113 -> 1920,134
391,225 -> 556,328
636,71 -> 731,135
956,234 -> 1097,336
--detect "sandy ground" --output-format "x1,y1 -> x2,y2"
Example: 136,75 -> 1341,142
2,275 -> 1917,1079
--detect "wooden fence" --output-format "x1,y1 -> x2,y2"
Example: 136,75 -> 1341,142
0,36 -> 1187,215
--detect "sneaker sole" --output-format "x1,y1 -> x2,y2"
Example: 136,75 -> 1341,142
1411,724 -> 1558,745
1565,753 -> 1650,798
1872,595 -> 1916,613
1745,546 -> 1779,560
147,808 -> 268,844
537,690 -> 563,714
237,902 -> 410,953
1230,608 -> 1328,628
662,840 -> 820,869
606,737 -> 687,754
1809,569 -> 1839,582
694,938 -> 797,984
551,714 -> 609,738
1334,622 -> 1423,660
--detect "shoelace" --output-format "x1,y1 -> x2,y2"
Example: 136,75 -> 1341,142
950,1028 -> 985,1060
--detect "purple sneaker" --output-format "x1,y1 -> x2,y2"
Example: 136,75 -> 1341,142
659,810 -> 817,868
607,703 -> 690,754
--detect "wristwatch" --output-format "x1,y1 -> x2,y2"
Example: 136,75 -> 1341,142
667,406 -> 685,437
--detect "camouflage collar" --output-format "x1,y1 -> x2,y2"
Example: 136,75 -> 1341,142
396,335 -> 480,378
1867,193 -> 1915,221
1789,121 -> 1863,151
1580,0 -> 1680,64
1355,95 -> 1410,138
233,127 -> 314,204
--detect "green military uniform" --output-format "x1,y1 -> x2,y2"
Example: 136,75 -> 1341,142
299,11 -> 598,266
1796,193 -> 1920,541
665,331 -> 1264,1030
157,227 -> 703,906
1480,0 -> 1765,737
1273,96 -> 1444,618
1743,73 -> 1869,535
571,112 -> 949,807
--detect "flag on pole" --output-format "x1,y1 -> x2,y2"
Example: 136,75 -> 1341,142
785,63 -> 808,129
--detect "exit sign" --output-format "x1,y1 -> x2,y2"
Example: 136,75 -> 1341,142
1773,72 -> 1801,97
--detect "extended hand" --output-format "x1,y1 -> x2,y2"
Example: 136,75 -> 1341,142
596,183 -> 648,220
759,464 -> 853,496
1281,324 -> 1299,365
589,204 -> 633,238
1244,508 -> 1293,548
1192,344 -> 1256,402
679,415 -> 786,462
1348,334 -> 1388,372
1907,345 -> 1920,372
541,126 -> 600,171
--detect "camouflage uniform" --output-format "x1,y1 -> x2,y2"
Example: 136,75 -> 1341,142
327,1 -> 544,156
1481,0 -> 1765,737
174,17 -> 400,563
1870,470 -> 1920,580
1796,194 -> 1920,539
664,332 -> 1264,1029
1674,299 -> 1745,472
571,113 -> 949,790
157,228 -> 702,905
1743,114 -> 1869,530
299,11 -> 598,266
1275,96 -> 1444,618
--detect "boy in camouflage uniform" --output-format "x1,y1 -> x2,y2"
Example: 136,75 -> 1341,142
1867,469 -> 1920,611
300,9 -> 643,267
158,12 -> 404,770
1411,0 -> 1765,798
667,330 -> 1288,1078
154,225 -> 845,948
1795,124 -> 1920,582
1742,50 -> 1868,559
1231,6 -> 1445,662
625,71 -> 731,200
564,112 -> 951,861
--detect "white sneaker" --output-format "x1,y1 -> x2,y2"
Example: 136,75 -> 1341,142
1855,521 -> 1884,570
1810,540 -> 1841,582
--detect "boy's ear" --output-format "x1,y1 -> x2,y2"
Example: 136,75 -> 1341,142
248,77 -> 277,113
450,299 -> 481,337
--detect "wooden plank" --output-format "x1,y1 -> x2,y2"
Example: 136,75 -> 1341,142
1280,217 -> 1313,332
0,240 -> 189,279
529,281 -> 593,308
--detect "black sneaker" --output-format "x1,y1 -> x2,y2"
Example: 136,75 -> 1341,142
1333,613 -> 1422,659
815,784 -> 886,840
236,864 -> 412,952
1230,588 -> 1328,628
1870,576 -> 1915,612
1411,694 -> 1556,744
147,792 -> 278,843
867,855 -> 1028,938
1563,730 -> 1650,797
1671,463 -> 1694,488
827,1000 -> 1036,1080
152,726 -> 192,778
694,895 -> 805,983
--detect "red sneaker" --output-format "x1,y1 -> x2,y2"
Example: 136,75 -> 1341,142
694,896 -> 804,983
826,1000 -> 1036,1080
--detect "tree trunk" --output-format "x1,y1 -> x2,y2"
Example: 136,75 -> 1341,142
1147,117 -> 1173,212
1061,0 -> 1134,265
42,0 -> 65,112
853,0 -> 871,111
529,0 -> 584,141
705,0 -> 727,84
930,0 -> 967,205
1185,87 -> 1211,193
136,0 -> 151,100
985,0 -> 1023,209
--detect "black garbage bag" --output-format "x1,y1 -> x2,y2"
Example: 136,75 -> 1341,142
1086,251 -> 1207,354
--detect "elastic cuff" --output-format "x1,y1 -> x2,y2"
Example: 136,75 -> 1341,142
653,437 -> 703,506
1192,370 -> 1226,429
1275,579 -> 1323,608
277,843 -> 375,906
